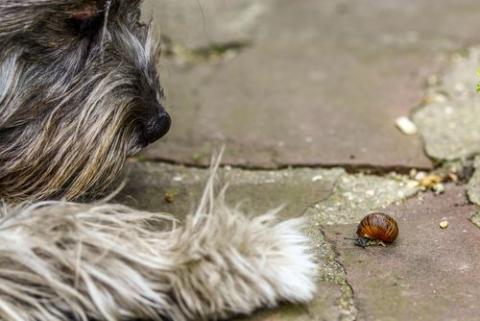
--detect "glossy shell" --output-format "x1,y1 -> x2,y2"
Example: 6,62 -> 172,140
356,213 -> 398,243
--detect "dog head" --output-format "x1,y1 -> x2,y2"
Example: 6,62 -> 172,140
0,0 -> 170,201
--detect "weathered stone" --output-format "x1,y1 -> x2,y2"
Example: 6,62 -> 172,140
307,173 -> 419,226
414,99 -> 480,161
141,0 -> 480,169
324,185 -> 480,321
414,48 -> 480,161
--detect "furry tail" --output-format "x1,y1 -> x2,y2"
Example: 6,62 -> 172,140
0,154 -> 317,321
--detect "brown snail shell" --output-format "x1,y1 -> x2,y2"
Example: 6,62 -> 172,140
356,213 -> 398,246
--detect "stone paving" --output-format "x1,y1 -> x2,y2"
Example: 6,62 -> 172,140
122,1 -> 480,320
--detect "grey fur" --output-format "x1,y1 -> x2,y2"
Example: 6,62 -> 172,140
0,0 -> 163,201
0,163 -> 317,320
0,1 -> 317,320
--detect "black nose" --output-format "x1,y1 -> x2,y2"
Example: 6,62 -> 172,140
142,112 -> 171,145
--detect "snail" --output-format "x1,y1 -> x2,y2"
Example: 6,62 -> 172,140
355,212 -> 399,247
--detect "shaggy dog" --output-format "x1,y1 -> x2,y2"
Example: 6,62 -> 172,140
0,1 -> 317,320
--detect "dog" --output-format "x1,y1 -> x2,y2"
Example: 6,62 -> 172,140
0,1 -> 317,320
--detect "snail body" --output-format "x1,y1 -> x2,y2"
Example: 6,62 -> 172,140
356,212 -> 398,247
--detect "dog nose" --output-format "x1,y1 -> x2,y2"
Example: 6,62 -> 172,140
143,111 -> 171,145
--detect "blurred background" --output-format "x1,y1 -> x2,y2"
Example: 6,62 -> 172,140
139,0 -> 480,170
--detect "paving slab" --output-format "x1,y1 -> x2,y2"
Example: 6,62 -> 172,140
413,48 -> 480,161
142,0 -> 480,169
323,185 -> 480,321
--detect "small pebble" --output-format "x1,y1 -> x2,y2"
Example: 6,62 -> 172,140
395,117 -> 417,135
439,220 -> 449,229
409,169 -> 417,178
448,173 -> 459,183
433,183 -> 445,194
414,171 -> 427,180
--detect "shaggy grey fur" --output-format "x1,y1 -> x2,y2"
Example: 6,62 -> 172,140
0,159 -> 317,320
0,1 -> 317,320
0,0 -> 170,201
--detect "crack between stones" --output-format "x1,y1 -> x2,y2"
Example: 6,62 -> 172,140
305,167 -> 361,321
319,228 -> 359,321
137,157 -> 433,176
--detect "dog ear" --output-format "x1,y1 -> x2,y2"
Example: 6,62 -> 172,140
69,3 -> 99,21
0,1 -> 95,38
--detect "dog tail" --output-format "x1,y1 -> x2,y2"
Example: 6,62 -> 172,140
0,152 -> 317,321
